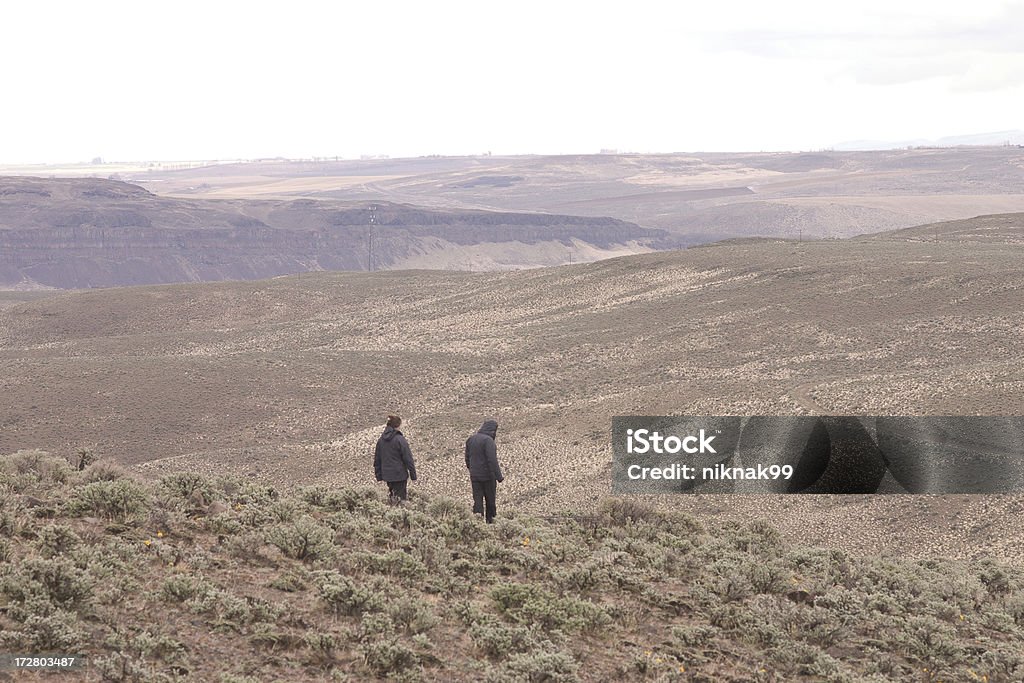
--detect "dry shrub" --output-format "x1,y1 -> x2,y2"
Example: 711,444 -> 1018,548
67,479 -> 148,521
266,516 -> 335,563
78,459 -> 128,483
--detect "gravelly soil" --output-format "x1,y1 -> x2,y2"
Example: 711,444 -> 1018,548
2,217 -> 1023,565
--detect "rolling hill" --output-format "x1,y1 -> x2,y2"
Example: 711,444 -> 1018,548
1,214 -> 1023,568
120,147 -> 1024,243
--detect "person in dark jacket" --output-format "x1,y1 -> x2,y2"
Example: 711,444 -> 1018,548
465,419 -> 503,523
374,415 -> 417,503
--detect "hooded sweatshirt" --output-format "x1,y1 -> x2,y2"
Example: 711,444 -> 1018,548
374,426 -> 417,482
465,420 -> 503,482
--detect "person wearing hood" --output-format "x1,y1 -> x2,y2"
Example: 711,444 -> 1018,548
374,415 -> 417,503
465,419 -> 503,523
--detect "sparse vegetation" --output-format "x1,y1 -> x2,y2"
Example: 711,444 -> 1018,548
3,219 -> 1024,573
2,206 -> 1024,678
1,450 -> 1022,681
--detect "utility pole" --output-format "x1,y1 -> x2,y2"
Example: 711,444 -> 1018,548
367,204 -> 377,272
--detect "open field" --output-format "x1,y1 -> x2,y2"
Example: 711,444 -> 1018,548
157,175 -> 411,199
2,215 -> 1023,568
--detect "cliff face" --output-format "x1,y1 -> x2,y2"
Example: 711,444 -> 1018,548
0,177 -> 668,288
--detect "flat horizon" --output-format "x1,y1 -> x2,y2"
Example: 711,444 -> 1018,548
3,134 -> 1023,171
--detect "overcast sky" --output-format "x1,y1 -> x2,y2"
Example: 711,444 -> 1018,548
2,1 -> 1022,163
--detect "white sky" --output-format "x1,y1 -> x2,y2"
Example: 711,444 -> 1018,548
1,0 -> 1022,162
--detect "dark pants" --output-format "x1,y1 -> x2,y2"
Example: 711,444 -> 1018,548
471,479 -> 497,523
387,479 -> 408,502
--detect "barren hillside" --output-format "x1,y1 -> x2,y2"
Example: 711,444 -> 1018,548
0,177 -> 667,289
2,215 -> 1023,565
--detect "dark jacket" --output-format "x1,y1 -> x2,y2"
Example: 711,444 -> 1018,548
465,420 -> 503,482
374,426 -> 417,482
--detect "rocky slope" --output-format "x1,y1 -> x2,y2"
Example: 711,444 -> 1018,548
0,177 -> 668,289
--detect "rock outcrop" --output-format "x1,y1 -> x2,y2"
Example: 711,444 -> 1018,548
0,177 -> 669,288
